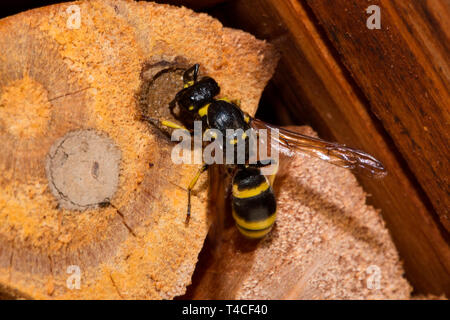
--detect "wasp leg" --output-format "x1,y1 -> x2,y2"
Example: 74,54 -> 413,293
183,63 -> 200,84
266,161 -> 279,186
141,115 -> 191,132
160,120 -> 188,130
186,164 -> 209,224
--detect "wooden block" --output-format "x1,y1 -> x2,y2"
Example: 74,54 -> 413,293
184,126 -> 412,299
305,0 -> 450,229
208,0 -> 450,296
0,0 -> 277,299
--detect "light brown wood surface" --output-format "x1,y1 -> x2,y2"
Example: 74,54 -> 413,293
0,0 -> 277,299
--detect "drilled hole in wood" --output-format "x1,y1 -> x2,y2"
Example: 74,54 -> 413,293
136,58 -> 196,134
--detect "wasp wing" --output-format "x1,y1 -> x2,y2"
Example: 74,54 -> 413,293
250,118 -> 387,178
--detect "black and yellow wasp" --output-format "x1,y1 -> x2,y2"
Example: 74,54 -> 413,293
145,64 -> 386,239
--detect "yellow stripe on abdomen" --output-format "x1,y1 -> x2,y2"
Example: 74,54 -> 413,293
236,224 -> 274,239
232,209 -> 276,231
232,181 -> 270,198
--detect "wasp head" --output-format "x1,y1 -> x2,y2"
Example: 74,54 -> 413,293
170,64 -> 220,113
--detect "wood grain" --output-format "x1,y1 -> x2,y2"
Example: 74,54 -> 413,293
305,0 -> 450,229
0,0 -> 277,299
207,0 -> 450,295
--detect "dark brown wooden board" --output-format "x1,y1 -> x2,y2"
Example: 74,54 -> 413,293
205,0 -> 450,296
305,0 -> 449,229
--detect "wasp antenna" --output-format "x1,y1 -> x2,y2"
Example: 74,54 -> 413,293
183,63 -> 200,84
140,115 -> 160,126
193,63 -> 200,82
169,97 -> 177,111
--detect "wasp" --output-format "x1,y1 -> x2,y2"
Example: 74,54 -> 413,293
144,64 -> 386,239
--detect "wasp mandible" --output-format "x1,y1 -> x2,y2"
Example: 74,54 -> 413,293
144,64 -> 386,238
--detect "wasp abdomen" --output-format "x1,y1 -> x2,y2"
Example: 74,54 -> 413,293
232,167 -> 276,238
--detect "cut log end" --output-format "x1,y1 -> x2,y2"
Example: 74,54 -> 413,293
0,0 -> 278,299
